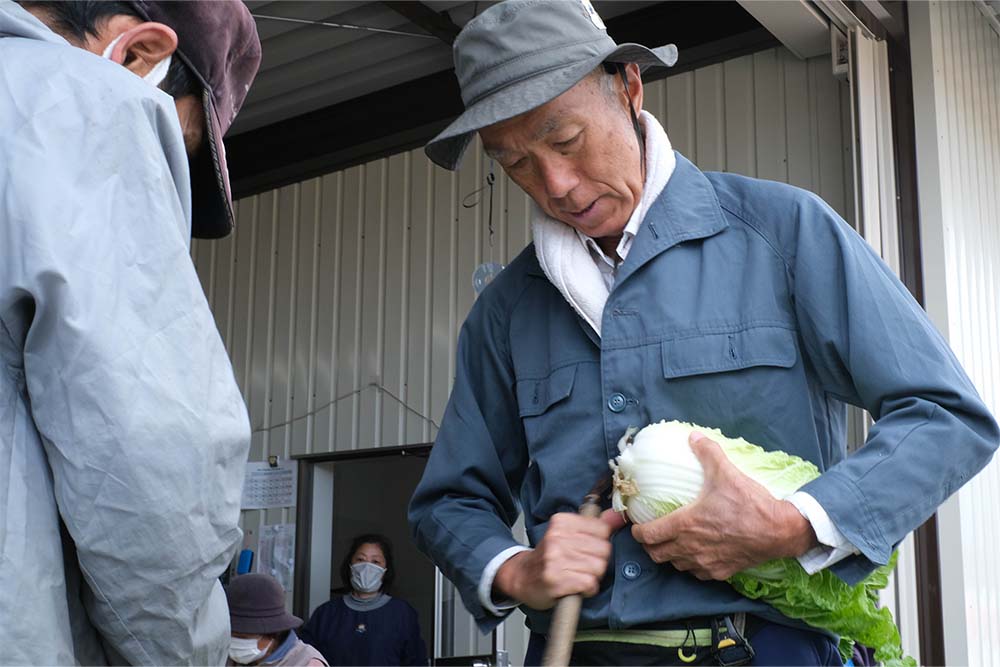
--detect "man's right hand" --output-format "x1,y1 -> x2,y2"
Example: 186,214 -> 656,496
492,509 -> 625,610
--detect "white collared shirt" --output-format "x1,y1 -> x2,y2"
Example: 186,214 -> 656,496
575,226 -> 634,290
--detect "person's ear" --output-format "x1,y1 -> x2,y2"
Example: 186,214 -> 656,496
105,21 -> 178,77
624,62 -> 644,115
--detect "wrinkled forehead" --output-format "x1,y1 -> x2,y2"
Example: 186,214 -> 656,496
481,112 -> 567,157
479,77 -> 597,158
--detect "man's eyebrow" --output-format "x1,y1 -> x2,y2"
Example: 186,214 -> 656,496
483,113 -> 568,161
483,145 -> 513,163
532,116 -> 564,142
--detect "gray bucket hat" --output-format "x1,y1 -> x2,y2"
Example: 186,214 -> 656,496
425,0 -> 677,170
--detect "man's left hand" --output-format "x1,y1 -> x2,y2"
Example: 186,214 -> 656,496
631,431 -> 819,580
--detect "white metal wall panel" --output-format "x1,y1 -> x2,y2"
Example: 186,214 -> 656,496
192,48 -> 853,623
195,47 -> 852,459
911,2 -> 1000,665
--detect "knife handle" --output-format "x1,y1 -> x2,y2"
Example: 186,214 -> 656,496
541,497 -> 602,666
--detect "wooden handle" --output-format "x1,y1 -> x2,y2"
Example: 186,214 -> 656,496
541,499 -> 602,667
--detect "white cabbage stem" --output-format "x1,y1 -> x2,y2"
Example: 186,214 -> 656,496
610,420 -> 819,525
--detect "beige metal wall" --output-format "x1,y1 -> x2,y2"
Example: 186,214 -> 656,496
911,2 -> 1000,665
192,44 -> 853,591
194,45 -> 851,457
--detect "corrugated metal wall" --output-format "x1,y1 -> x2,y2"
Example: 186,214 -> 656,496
193,44 -> 853,588
911,2 -> 1000,665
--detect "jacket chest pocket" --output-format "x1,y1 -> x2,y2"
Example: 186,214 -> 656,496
517,364 -> 578,418
516,363 -> 602,462
661,325 -> 797,378
515,363 -> 609,504
659,325 -> 816,462
660,325 -> 802,432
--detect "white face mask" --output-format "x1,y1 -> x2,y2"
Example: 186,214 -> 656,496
228,636 -> 271,665
350,562 -> 386,593
101,34 -> 172,89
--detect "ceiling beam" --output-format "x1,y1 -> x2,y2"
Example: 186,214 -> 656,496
381,1 -> 460,45
736,0 -> 830,58
859,0 -> 907,40
227,1 -> 774,198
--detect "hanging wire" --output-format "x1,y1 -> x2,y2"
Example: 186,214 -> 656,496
251,14 -> 439,39
251,382 -> 440,435
465,160 -> 504,295
486,169 -> 496,247
461,161 -> 497,247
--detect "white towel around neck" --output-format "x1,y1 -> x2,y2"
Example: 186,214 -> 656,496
532,111 -> 675,336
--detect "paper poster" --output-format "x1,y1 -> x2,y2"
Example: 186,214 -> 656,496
257,522 -> 296,592
242,459 -> 297,510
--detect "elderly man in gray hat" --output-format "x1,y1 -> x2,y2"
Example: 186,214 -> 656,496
409,0 -> 997,665
0,0 -> 260,664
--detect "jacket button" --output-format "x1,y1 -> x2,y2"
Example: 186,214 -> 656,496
608,393 -> 627,412
622,561 -> 642,580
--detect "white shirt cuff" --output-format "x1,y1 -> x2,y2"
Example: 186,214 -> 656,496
786,491 -> 860,575
478,546 -> 532,616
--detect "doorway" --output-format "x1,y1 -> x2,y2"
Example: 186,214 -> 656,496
293,446 -> 497,666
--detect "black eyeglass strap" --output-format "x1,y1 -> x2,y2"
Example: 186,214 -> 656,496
615,63 -> 645,170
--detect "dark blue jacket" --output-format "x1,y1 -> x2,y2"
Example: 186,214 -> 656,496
299,595 -> 427,666
408,153 -> 999,633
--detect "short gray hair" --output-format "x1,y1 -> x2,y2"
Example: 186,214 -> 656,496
589,64 -> 621,103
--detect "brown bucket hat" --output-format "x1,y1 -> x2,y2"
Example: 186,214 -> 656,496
128,0 -> 261,239
225,573 -> 303,635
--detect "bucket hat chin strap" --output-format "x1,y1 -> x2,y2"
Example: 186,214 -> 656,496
613,63 -> 646,175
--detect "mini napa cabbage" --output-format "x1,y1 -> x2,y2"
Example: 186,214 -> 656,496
609,420 -> 914,667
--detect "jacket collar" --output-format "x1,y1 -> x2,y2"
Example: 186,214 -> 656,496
614,152 -> 729,288
261,630 -> 299,665
523,153 -> 727,284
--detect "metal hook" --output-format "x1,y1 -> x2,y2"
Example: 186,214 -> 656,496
461,164 -> 497,246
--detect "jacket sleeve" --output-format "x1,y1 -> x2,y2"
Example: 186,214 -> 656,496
408,288 -> 530,631
401,602 -> 428,666
298,601 -> 331,653
786,192 -> 999,584
2,83 -> 250,663
297,606 -> 319,647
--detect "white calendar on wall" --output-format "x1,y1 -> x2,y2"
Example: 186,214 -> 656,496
241,458 -> 297,510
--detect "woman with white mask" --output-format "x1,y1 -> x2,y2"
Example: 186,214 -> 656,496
225,574 -> 327,666
299,534 -> 428,666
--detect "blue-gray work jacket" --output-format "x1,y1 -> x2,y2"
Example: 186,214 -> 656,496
408,154 -> 999,633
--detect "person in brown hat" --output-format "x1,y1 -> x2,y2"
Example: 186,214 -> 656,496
0,0 -> 260,664
225,574 -> 328,667
16,0 -> 261,238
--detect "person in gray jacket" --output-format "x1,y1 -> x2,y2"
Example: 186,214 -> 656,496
0,0 -> 260,663
408,1 -> 999,664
